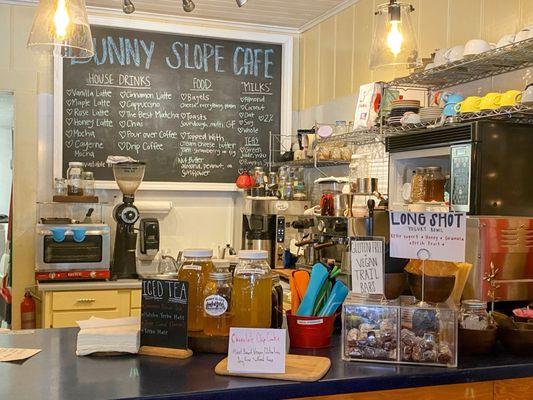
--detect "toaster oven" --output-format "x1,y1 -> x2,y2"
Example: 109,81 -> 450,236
35,223 -> 111,281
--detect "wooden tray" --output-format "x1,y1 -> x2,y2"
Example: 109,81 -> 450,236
53,195 -> 99,203
214,354 -> 331,382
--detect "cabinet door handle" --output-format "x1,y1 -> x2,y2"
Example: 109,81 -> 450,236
77,298 -> 96,303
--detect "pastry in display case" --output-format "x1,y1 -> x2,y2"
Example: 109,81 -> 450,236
342,294 -> 458,367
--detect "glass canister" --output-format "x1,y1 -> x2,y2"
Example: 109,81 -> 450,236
54,178 -> 67,196
232,250 -> 272,328
410,167 -> 427,203
348,154 -> 369,194
460,300 -> 489,330
203,271 -> 233,336
67,162 -> 84,196
424,166 -> 446,202
82,171 -> 95,196
271,274 -> 283,329
177,249 -> 215,332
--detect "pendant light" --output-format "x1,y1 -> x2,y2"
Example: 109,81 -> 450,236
123,0 -> 135,14
236,0 -> 248,7
27,0 -> 93,58
369,0 -> 418,69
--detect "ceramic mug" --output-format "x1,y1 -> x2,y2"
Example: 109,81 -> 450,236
443,103 -> 459,116
521,83 -> 533,105
496,34 -> 516,48
500,90 -> 522,107
463,39 -> 493,57
433,48 -> 448,66
515,27 -> 533,42
479,92 -> 502,110
454,96 -> 482,113
439,92 -> 464,105
445,45 -> 465,62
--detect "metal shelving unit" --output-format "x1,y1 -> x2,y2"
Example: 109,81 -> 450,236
270,159 -> 349,168
272,37 -> 533,171
389,38 -> 533,89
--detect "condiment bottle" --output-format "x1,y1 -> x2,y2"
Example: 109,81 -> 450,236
177,249 -> 214,332
67,162 -> 84,196
232,250 -> 272,328
270,274 -> 283,328
203,271 -> 233,336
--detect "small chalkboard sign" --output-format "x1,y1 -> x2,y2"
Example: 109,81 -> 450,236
139,278 -> 193,359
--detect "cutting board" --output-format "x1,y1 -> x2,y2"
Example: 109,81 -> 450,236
214,354 -> 331,382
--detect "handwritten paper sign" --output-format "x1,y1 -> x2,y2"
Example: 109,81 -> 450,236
227,328 -> 286,374
350,238 -> 385,294
140,279 -> 188,350
390,212 -> 466,262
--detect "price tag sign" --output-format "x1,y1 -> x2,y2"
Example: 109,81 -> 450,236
350,237 -> 385,294
390,212 -> 466,262
227,328 -> 286,374
140,279 -> 188,350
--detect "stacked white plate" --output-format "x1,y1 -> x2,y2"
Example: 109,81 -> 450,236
419,106 -> 443,123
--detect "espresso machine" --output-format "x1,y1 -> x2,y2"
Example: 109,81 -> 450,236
112,162 -> 146,279
242,198 -> 311,268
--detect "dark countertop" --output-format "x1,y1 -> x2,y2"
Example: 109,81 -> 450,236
1,328 -> 532,400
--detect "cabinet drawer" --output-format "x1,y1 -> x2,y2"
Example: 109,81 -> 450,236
52,290 -> 121,311
52,310 -> 125,328
131,289 -> 141,309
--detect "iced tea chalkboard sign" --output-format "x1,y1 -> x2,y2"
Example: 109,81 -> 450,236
59,25 -> 283,186
139,279 -> 192,358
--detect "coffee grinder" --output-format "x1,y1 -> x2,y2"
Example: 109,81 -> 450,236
112,161 -> 146,279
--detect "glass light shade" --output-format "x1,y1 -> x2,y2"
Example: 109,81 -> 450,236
27,0 -> 94,58
369,2 -> 418,69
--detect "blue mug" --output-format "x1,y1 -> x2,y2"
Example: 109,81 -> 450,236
443,103 -> 459,116
442,93 -> 464,105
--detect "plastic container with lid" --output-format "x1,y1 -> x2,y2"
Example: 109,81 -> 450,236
177,249 -> 215,332
203,271 -> 233,336
232,250 -> 272,328
410,167 -> 427,203
67,162 -> 84,196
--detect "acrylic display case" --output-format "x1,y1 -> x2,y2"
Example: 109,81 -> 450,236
342,294 -> 458,367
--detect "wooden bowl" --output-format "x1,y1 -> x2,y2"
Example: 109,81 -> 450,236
406,271 -> 455,303
498,323 -> 533,356
459,325 -> 497,355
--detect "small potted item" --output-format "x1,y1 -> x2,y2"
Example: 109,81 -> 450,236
458,300 -> 497,355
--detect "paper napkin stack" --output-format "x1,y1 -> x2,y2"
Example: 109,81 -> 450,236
76,316 -> 140,356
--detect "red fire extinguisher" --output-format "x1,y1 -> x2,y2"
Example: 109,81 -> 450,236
20,290 -> 36,329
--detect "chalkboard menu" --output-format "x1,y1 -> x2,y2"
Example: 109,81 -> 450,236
61,26 -> 282,183
141,279 -> 188,349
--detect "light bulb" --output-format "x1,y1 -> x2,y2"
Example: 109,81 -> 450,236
123,0 -> 135,14
53,0 -> 70,40
386,20 -> 403,57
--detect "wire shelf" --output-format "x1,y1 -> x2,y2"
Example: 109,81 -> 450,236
456,104 -> 533,122
389,38 -> 533,89
270,159 -> 350,168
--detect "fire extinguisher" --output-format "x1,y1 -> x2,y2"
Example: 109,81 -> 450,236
20,290 -> 36,330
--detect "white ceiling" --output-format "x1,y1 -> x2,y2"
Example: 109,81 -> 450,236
86,0 -> 355,30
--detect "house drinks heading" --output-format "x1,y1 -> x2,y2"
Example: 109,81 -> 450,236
61,27 -> 282,183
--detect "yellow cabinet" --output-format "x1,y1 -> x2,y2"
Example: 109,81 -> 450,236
40,287 -> 140,328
